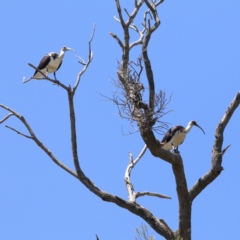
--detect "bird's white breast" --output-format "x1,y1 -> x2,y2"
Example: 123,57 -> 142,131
47,55 -> 63,73
162,131 -> 186,150
171,131 -> 186,147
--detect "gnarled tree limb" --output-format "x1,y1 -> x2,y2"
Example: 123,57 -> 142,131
189,91 -> 240,202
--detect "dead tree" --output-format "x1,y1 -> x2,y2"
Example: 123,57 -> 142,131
0,1 -> 239,240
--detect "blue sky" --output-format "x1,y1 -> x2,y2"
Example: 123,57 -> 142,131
0,1 -> 239,239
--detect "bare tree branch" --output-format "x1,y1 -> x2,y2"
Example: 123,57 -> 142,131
119,2 -> 191,238
133,144 -> 148,164
73,23 -> 95,94
159,219 -> 173,236
0,113 -> 13,123
189,92 -> 240,202
135,191 -> 171,199
114,15 -> 138,31
171,159 -> 191,239
115,0 -> 126,28
156,0 -> 164,6
221,144 -> 231,156
23,63 -> 69,90
5,125 -> 32,139
110,32 -> 124,50
142,16 -> 156,111
128,11 -> 146,49
144,0 -> 161,33
126,0 -> 145,27
125,145 -> 171,204
67,89 -> 81,176
0,104 -> 78,179
106,58 -> 171,136
129,34 -> 144,49
125,145 -> 147,202
2,3 -> 176,239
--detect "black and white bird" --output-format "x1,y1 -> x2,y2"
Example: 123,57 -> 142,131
33,46 -> 75,80
161,120 -> 205,153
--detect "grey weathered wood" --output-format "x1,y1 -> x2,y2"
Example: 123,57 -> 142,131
1,1 -> 239,240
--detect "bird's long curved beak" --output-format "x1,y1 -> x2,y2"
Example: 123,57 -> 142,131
66,47 -> 76,53
194,123 -> 205,134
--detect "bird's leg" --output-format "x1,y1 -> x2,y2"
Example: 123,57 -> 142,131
53,72 -> 60,86
54,71 -> 57,80
173,147 -> 180,154
46,68 -> 49,78
171,143 -> 180,154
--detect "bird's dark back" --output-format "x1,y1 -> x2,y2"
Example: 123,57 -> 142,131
161,125 -> 184,143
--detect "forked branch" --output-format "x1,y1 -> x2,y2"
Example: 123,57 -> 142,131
5,125 -> 32,139
189,91 -> 240,202
0,113 -> 13,123
125,145 -> 147,201
73,23 -> 95,94
0,104 -> 78,178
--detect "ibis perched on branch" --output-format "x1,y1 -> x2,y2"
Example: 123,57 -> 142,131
33,46 -> 75,80
161,120 -> 205,153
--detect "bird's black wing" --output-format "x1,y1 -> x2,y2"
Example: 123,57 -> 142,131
161,125 -> 183,143
34,55 -> 51,75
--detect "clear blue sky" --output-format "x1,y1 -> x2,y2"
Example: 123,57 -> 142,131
0,1 -> 239,239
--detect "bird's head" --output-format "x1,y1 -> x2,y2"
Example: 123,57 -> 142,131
61,46 -> 75,53
189,120 -> 205,134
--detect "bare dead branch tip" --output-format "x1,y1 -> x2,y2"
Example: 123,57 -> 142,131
115,0 -> 125,27
0,113 -> 14,123
135,191 -> 171,199
73,23 -> 95,93
221,144 -> 231,156
125,145 -> 147,202
124,145 -> 170,202
110,32 -> 124,49
5,125 -> 32,139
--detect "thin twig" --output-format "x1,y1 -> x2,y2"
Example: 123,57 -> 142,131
135,191 -> 171,199
5,125 -> 32,139
144,0 -> 161,33
156,0 -> 164,6
0,113 -> 14,123
221,144 -> 231,156
73,23 -> 95,94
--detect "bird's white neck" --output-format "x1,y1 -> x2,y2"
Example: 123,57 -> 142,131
59,49 -> 65,57
184,122 -> 193,133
